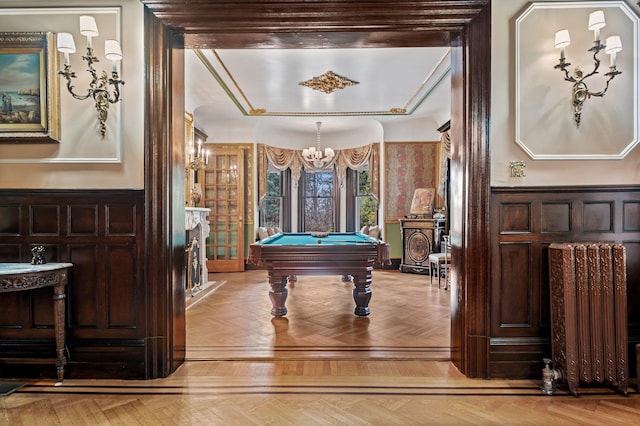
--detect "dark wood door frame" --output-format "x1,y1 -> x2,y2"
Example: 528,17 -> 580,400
142,1 -> 491,379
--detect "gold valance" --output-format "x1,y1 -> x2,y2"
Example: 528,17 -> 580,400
258,143 -> 380,206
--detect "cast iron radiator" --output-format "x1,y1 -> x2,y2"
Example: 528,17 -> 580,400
548,242 -> 628,396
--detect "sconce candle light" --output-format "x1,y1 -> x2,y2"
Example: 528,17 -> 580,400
56,15 -> 124,137
553,10 -> 621,127
187,138 -> 209,174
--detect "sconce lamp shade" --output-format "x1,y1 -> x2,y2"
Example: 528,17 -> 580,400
56,32 -> 76,53
409,188 -> 435,216
588,10 -> 606,31
605,35 -> 622,54
104,40 -> 123,61
79,15 -> 99,37
554,30 -> 571,49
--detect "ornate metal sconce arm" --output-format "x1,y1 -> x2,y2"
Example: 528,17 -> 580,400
554,40 -> 621,127
58,46 -> 125,137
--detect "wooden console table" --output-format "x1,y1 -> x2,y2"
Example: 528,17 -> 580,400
0,262 -> 72,383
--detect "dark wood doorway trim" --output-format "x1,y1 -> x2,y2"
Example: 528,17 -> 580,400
142,0 -> 491,379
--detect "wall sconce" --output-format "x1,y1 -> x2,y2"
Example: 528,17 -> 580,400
187,138 -> 209,173
56,16 -> 125,137
186,138 -> 208,207
553,10 -> 622,127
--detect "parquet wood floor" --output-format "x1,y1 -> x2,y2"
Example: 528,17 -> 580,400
1,270 -> 638,425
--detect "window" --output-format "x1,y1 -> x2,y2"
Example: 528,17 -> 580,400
299,169 -> 337,232
259,168 -> 290,230
346,167 -> 377,231
356,169 -> 377,229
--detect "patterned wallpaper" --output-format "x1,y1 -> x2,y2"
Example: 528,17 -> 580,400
384,142 -> 438,220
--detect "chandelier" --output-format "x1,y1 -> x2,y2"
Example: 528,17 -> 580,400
553,10 -> 622,127
302,122 -> 335,168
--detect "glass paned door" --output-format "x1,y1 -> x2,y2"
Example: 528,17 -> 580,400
203,148 -> 245,272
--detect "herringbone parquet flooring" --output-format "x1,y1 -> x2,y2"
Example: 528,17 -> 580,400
2,269 -> 638,425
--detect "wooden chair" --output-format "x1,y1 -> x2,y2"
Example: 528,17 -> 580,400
428,235 -> 450,289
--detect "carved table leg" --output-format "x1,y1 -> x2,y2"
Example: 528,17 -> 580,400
352,272 -> 372,317
269,274 -> 288,317
52,280 -> 67,383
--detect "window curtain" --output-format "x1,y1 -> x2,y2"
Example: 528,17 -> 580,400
436,129 -> 451,201
258,143 -> 380,207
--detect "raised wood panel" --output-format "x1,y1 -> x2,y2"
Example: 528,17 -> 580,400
583,201 -> 613,232
107,204 -> 137,236
0,205 -> 20,235
107,245 -> 138,328
491,186 -> 640,379
68,245 -> 99,328
31,286 -> 54,329
623,201 -> 640,231
0,189 -> 145,379
625,241 -> 640,338
68,205 -> 98,236
496,243 -> 533,329
0,244 -> 20,261
500,203 -> 530,233
540,202 -> 571,233
31,205 -> 60,235
0,292 -> 22,328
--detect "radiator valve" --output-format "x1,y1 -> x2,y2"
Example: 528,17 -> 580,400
542,358 -> 562,395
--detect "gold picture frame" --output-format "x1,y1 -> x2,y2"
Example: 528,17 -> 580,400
0,32 -> 60,144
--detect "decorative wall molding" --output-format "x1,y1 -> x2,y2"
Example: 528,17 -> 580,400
514,1 -> 639,159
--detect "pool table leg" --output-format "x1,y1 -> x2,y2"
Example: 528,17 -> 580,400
269,274 -> 288,317
352,272 -> 372,316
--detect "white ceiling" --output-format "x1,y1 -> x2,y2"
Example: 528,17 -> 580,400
185,47 -> 451,149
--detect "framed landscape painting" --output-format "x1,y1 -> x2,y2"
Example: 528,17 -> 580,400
0,32 -> 60,143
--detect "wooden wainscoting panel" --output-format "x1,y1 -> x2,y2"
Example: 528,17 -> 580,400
491,186 -> 640,379
30,204 -> 60,236
0,204 -> 20,235
106,244 -> 138,328
0,244 -> 21,261
495,242 -> 534,330
106,203 -> 138,236
540,202 -> 571,233
68,244 -> 99,328
499,203 -> 531,233
0,189 -> 146,379
0,292 -> 21,328
623,200 -> 640,231
583,201 -> 614,232
68,205 -> 98,236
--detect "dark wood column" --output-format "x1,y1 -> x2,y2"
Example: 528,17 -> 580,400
144,7 -> 187,379
449,3 -> 492,379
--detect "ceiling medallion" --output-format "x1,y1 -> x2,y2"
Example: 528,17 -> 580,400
299,71 -> 359,94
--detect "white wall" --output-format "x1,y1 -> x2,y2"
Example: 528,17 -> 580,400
491,0 -> 640,186
0,0 -> 144,189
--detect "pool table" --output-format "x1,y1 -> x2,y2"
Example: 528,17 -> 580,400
248,232 -> 390,317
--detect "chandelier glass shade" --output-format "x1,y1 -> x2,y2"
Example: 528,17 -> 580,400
302,121 -> 335,168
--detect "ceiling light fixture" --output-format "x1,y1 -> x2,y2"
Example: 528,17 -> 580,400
302,121 -> 335,168
553,10 -> 622,127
